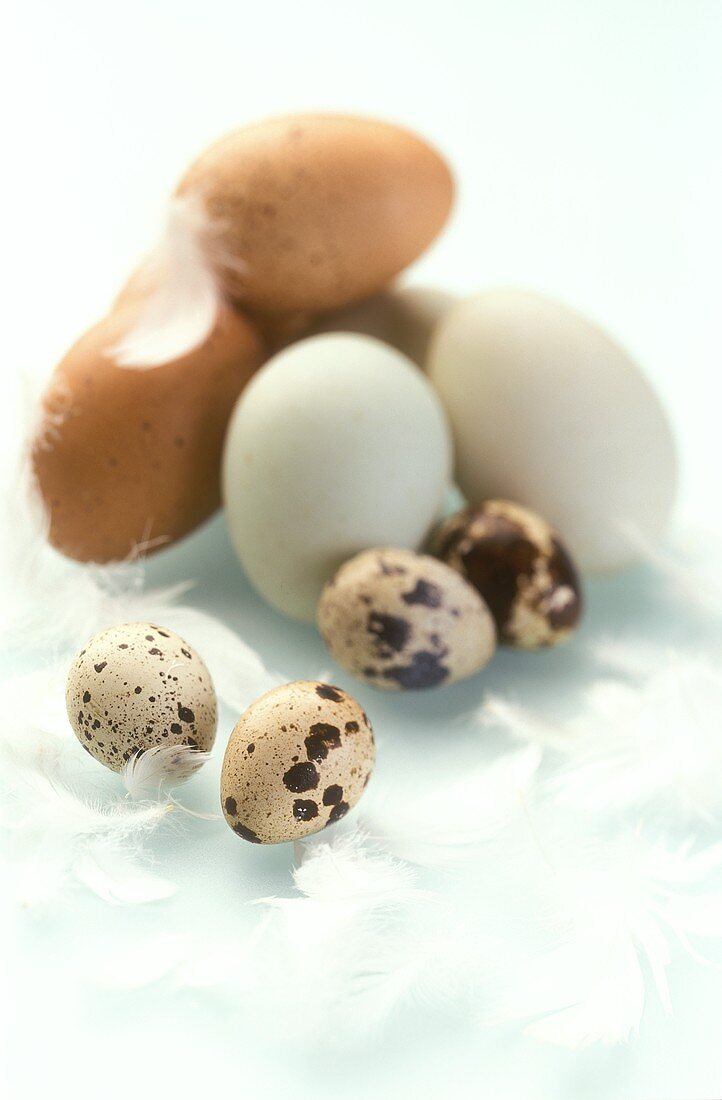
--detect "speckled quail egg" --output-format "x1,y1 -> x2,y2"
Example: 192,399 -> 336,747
221,680 -> 375,844
432,500 -> 583,649
317,548 -> 496,691
66,622 -> 217,771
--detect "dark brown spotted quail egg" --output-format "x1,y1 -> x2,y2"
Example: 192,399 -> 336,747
66,622 -> 217,771
431,500 -> 583,649
221,680 -> 375,844
317,548 -> 496,691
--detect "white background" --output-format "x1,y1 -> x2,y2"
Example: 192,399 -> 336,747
3,2 -> 722,1098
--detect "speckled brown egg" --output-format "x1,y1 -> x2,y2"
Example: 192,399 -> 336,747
66,622 -> 217,771
176,114 -> 454,313
221,681 -> 375,844
31,300 -> 265,563
317,548 -> 496,691
431,500 -> 583,649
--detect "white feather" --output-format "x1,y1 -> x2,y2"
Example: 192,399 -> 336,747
88,916 -> 276,995
1,733 -> 173,841
478,694 -> 569,749
360,745 -> 541,865
0,717 -> 175,905
1,489 -> 280,713
553,660 -> 722,821
510,932 -> 647,1048
252,831 -> 428,1037
480,654 -> 722,824
480,808 -> 722,1048
66,770 -> 722,1051
108,195 -> 233,368
265,828 -> 418,912
87,933 -> 193,990
616,519 -> 722,613
73,845 -> 177,905
122,745 -> 211,799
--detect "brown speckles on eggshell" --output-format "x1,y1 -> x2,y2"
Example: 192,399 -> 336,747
317,548 -> 496,691
292,799 -> 319,821
401,578 -> 442,607
315,683 -> 344,702
282,761 -> 319,792
431,500 -> 583,649
221,680 -> 375,844
367,611 -> 410,654
322,784 -> 343,805
65,622 -> 217,773
304,723 -> 341,762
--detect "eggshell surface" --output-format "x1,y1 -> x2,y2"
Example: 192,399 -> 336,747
427,289 -> 677,571
432,500 -> 583,648
310,285 -> 457,366
222,334 -> 453,622
66,622 -> 217,771
318,548 -> 496,690
177,114 -> 454,313
221,680 -> 375,844
32,302 -> 265,563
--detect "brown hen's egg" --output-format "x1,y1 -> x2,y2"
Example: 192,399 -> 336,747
317,548 -> 496,691
221,681 -> 375,844
31,301 -> 265,563
247,308 -> 316,353
176,114 -> 454,313
431,500 -> 583,649
66,622 -> 217,772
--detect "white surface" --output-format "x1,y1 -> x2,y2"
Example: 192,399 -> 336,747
3,2 -> 722,1099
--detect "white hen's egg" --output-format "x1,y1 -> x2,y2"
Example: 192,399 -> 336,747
427,289 -> 677,572
222,333 -> 453,621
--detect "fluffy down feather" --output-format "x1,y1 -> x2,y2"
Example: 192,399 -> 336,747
109,195 -> 247,368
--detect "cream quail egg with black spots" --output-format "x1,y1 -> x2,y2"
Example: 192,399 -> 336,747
317,548 -> 496,691
66,622 -> 217,771
221,680 -> 375,844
